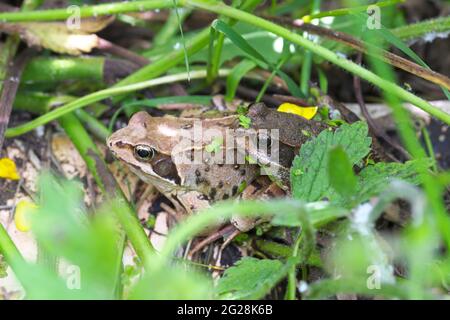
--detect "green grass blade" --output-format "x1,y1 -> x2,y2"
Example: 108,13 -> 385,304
225,59 -> 257,101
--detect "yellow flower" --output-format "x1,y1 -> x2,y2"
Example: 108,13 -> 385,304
0,158 -> 20,180
277,103 -> 318,120
15,200 -> 38,232
302,15 -> 312,23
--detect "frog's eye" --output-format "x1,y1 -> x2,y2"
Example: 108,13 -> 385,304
134,145 -> 155,161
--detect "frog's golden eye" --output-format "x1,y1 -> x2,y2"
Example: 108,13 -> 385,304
134,145 -> 155,161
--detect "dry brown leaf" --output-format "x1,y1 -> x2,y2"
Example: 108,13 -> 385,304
51,133 -> 87,178
0,16 -> 114,55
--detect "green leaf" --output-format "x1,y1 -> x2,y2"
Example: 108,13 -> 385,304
355,160 -> 426,204
238,115 -> 251,128
291,121 -> 371,202
205,136 -> 224,153
130,264 -> 212,299
328,146 -> 357,198
216,257 -> 292,299
225,59 -> 257,101
329,159 -> 427,207
211,19 -> 304,98
30,173 -> 122,299
212,19 -> 267,63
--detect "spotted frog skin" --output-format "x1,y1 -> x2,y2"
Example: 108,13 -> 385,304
107,103 -> 327,232
107,111 -> 260,231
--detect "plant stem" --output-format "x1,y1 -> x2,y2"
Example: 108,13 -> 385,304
0,223 -> 26,273
299,0 -> 320,96
153,8 -> 192,47
22,57 -> 104,84
302,0 -> 403,21
286,230 -> 302,300
111,199 -> 156,271
392,16 -> 450,42
58,113 -> 105,189
0,0 -> 173,22
74,109 -> 111,142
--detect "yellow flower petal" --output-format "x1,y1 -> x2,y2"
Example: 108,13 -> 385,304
302,15 -> 312,23
277,103 -> 318,120
15,200 -> 38,232
0,158 -> 20,180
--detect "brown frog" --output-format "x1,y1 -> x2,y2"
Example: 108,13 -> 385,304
107,103 -> 327,232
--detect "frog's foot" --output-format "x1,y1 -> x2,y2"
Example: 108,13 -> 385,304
188,224 -> 239,258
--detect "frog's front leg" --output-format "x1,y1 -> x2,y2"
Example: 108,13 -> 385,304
231,176 -> 286,232
176,190 -> 226,235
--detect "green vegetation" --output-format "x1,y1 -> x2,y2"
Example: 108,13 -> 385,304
0,0 -> 448,300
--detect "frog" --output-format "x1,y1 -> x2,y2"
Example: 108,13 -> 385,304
107,103 -> 328,233
107,110 -> 261,232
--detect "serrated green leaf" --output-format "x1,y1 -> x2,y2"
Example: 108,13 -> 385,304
328,146 -> 357,198
215,257 -> 289,299
291,121 -> 371,202
329,159 -> 427,207
356,159 -> 426,203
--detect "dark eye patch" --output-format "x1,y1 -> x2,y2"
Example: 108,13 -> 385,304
151,154 -> 181,184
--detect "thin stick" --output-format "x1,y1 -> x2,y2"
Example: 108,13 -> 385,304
353,53 -> 410,160
0,48 -> 36,151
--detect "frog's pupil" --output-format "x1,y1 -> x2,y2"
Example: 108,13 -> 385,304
138,149 -> 150,157
135,146 -> 154,160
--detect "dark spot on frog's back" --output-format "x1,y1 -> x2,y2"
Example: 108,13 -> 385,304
195,176 -> 207,185
217,181 -> 224,188
222,194 -> 229,200
197,194 -> 209,201
182,123 -> 193,129
209,188 -> 217,199
232,185 -> 238,196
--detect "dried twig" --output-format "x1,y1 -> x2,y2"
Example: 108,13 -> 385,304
97,38 -> 150,67
0,48 -> 36,152
353,53 -> 410,160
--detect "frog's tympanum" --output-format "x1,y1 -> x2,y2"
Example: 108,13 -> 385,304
107,103 -> 327,232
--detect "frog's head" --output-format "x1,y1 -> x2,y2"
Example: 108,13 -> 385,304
107,111 -> 182,191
